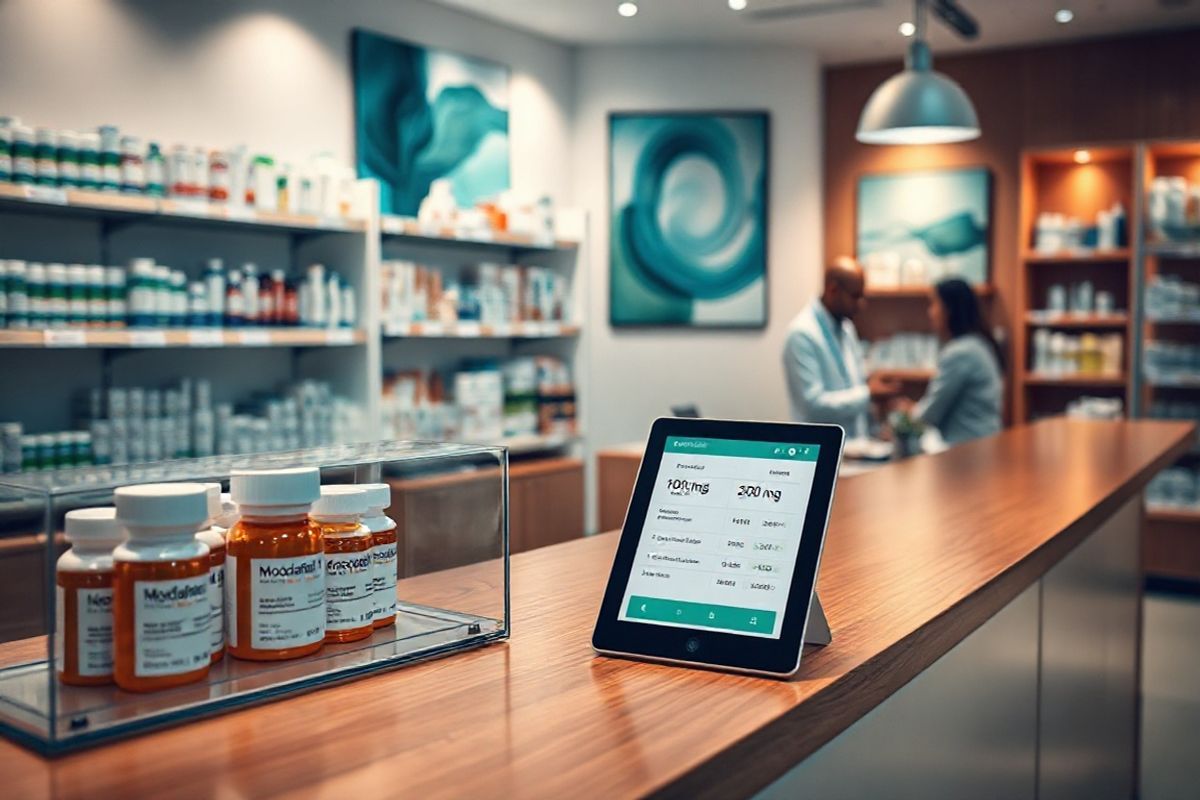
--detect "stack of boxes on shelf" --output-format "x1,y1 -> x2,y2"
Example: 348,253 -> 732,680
381,356 -> 576,444
381,260 -> 569,332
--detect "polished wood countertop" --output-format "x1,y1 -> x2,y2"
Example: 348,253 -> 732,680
2,419 -> 1193,799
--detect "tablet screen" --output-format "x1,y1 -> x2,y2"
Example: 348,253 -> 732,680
617,435 -> 821,639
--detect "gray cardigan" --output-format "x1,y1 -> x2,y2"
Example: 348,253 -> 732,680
914,334 -> 1003,445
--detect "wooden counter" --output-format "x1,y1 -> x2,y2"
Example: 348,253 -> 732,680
0,419 -> 1193,798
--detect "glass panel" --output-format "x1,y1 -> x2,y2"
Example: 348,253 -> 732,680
0,441 -> 508,752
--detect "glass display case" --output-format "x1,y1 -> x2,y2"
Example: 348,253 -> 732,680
0,441 -> 509,753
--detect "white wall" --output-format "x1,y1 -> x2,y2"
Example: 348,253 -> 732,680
0,0 -> 574,205
570,45 -> 824,454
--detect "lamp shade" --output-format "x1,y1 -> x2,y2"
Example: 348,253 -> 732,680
856,41 -> 980,145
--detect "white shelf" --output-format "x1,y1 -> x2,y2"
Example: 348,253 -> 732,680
380,215 -> 577,251
0,182 -> 368,235
382,321 -> 580,340
0,328 -> 366,349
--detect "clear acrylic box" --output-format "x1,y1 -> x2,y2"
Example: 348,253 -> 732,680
0,441 -> 509,753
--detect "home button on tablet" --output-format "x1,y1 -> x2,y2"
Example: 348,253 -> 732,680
685,637 -> 701,654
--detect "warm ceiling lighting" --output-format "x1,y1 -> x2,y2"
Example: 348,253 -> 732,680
729,0 -> 748,10
899,21 -> 916,36
1055,8 -> 1074,24
1073,149 -> 1091,164
857,1 -> 980,146
617,2 -> 638,17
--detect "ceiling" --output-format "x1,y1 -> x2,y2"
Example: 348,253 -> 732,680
433,0 -> 1200,64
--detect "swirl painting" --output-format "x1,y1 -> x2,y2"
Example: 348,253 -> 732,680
610,111 -> 769,328
352,29 -> 510,216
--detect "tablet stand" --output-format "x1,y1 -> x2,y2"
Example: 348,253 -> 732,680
804,593 -> 832,646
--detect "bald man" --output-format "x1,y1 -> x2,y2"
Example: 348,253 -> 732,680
782,257 -> 900,437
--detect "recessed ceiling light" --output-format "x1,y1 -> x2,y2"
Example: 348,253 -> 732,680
1073,149 -> 1091,164
729,0 -> 748,10
1055,8 -> 1074,23
618,2 -> 638,17
899,21 -> 916,37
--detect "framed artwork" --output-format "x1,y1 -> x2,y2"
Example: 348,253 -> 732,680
609,111 -> 769,328
856,167 -> 992,287
352,29 -> 510,216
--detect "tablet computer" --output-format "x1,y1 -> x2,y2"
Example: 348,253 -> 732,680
592,417 -> 844,678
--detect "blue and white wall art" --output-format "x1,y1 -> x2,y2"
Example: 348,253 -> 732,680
352,29 -> 510,216
609,111 -> 769,328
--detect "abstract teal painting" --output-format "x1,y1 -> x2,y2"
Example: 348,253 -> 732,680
352,29 -> 510,216
610,112 -> 768,328
856,167 -> 991,286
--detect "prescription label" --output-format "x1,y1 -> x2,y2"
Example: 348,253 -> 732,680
133,576 -> 210,677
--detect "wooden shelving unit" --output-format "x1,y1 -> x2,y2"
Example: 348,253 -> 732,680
1137,140 -> 1200,585
869,367 -> 934,382
1014,145 -> 1138,423
1023,372 -> 1127,387
1024,312 -> 1129,328
864,284 -> 993,299
1021,248 -> 1132,264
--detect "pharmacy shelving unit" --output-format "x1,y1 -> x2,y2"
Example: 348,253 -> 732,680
377,210 -> 590,550
1137,140 -> 1200,585
377,209 -> 589,460
1014,145 -> 1139,425
0,180 -> 381,442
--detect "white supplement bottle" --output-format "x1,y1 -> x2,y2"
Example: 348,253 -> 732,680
56,507 -> 124,686
112,483 -> 212,692
361,484 -> 398,629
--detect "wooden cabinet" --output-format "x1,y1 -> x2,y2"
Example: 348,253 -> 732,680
508,458 -> 585,555
597,445 -> 642,533
387,456 -> 584,577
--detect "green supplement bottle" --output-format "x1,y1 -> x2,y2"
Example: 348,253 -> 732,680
0,116 -> 14,183
12,123 -> 35,185
57,131 -> 81,189
79,132 -> 101,191
145,143 -> 166,197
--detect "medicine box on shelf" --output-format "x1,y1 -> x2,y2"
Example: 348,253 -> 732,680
0,441 -> 509,754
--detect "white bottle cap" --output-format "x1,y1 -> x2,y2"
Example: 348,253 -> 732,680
360,483 -> 391,512
115,483 -> 208,535
231,467 -> 320,516
311,485 -> 369,518
202,482 -> 222,524
64,507 -> 124,548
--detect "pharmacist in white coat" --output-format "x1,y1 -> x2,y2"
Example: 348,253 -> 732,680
783,257 -> 899,437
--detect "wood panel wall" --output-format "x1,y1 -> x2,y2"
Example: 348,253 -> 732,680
823,27 -> 1200,408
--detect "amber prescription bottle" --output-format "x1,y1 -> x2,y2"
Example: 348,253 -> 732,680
56,507 -> 124,686
312,486 -> 375,643
361,484 -> 398,629
226,467 -> 325,661
196,483 -> 227,663
112,483 -> 211,693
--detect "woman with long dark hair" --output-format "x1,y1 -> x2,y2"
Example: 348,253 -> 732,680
897,278 -> 1003,445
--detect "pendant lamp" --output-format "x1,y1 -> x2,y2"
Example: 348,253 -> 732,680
856,0 -> 980,145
